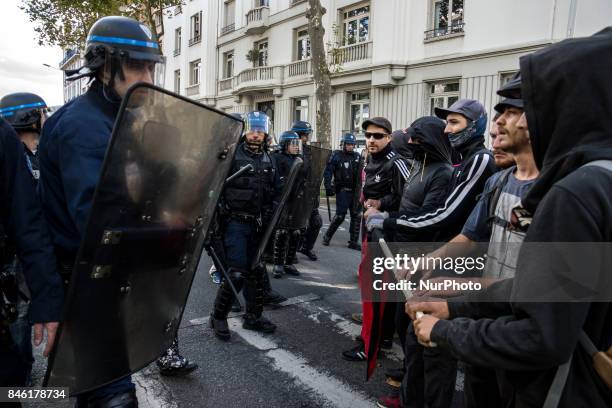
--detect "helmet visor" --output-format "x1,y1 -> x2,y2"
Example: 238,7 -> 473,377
244,114 -> 271,136
285,139 -> 302,155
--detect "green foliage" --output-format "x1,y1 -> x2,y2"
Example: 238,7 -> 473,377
19,0 -> 182,49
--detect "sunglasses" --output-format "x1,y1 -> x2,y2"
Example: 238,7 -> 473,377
364,132 -> 388,140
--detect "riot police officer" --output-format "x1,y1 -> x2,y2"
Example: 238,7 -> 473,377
0,93 -> 47,185
271,131 -> 302,278
210,111 -> 280,341
322,133 -> 362,249
0,118 -> 63,388
38,16 -> 195,406
291,120 -> 323,261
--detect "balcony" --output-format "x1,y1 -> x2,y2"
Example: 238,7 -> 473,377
233,65 -> 283,93
220,23 -> 235,36
59,49 -> 79,68
285,59 -> 312,79
173,48 -> 181,57
424,20 -> 465,41
332,41 -> 372,64
188,34 -> 201,46
218,77 -> 234,93
245,7 -> 270,35
186,84 -> 200,96
290,0 -> 307,5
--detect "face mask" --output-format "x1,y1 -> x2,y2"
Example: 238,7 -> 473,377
448,114 -> 487,148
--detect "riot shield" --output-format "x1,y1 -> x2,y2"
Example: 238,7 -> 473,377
44,83 -> 242,395
276,146 -> 331,229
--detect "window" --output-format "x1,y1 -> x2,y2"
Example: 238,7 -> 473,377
256,40 -> 268,67
499,71 -> 518,88
256,0 -> 269,7
174,69 -> 181,93
189,59 -> 201,86
349,91 -> 370,137
296,29 -> 311,60
223,1 -> 235,28
427,0 -> 464,39
428,81 -> 460,115
342,4 -> 370,45
223,51 -> 234,78
174,5 -> 182,15
294,97 -> 309,122
174,28 -> 181,56
189,11 -> 202,45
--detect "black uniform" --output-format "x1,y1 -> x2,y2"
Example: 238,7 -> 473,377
211,142 -> 280,335
323,149 -> 362,246
0,119 -> 63,387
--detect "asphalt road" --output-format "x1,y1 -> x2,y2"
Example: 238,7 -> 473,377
26,213 -> 410,408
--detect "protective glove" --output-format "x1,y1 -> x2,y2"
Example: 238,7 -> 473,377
366,212 -> 388,231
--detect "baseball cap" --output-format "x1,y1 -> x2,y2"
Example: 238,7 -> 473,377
362,117 -> 392,134
497,72 -> 522,99
494,98 -> 524,114
434,99 -> 487,122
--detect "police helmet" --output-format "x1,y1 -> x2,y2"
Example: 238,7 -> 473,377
0,93 -> 47,132
279,131 -> 301,155
290,120 -> 312,136
341,133 -> 357,146
67,16 -> 165,85
244,111 -> 271,136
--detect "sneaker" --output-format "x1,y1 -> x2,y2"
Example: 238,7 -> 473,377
283,265 -> 300,276
209,265 -> 222,285
299,248 -> 318,261
322,235 -> 331,246
376,394 -> 401,408
380,339 -> 393,350
347,241 -> 361,251
263,289 -> 287,305
210,314 -> 230,341
272,265 -> 284,279
243,314 -> 276,333
157,356 -> 198,377
351,313 -> 363,324
342,344 -> 367,361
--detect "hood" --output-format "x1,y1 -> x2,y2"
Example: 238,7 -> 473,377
391,128 -> 414,159
392,116 -> 452,164
522,27 -> 612,212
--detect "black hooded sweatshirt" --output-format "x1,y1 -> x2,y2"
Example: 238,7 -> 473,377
383,117 -> 454,242
431,27 -> 612,407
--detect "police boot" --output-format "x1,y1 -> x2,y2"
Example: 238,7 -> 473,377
283,265 -> 300,276
156,336 -> 198,377
284,230 -> 301,275
304,211 -> 322,252
323,215 -> 345,245
272,265 -> 284,279
262,266 -> 287,304
210,271 -> 243,341
348,214 -> 362,251
243,269 -> 276,333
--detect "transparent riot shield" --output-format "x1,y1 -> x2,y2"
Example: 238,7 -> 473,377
276,146 -> 331,230
44,83 -> 242,395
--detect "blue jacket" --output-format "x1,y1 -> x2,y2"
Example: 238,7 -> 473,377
39,81 -> 119,253
0,119 -> 63,322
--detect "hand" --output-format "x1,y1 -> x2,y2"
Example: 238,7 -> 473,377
365,212 -> 387,232
405,300 -> 449,321
413,314 -> 439,347
33,321 -> 59,357
364,207 -> 380,219
364,199 -> 381,210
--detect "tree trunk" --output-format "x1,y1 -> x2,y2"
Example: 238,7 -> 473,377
306,0 -> 332,149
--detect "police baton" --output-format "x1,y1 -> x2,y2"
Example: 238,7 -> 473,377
326,196 -> 332,222
224,164 -> 253,186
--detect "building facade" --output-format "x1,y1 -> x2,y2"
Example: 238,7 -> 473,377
59,48 -> 88,103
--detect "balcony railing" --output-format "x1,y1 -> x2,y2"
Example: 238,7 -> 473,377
220,23 -> 235,35
219,77 -> 233,92
59,49 -> 78,68
245,6 -> 270,35
424,20 -> 465,40
333,41 -> 372,64
238,66 -> 276,83
186,84 -> 200,96
188,34 -> 201,46
286,59 -> 311,78
290,0 -> 307,5
173,48 -> 181,57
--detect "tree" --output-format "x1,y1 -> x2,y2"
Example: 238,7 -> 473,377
305,0 -> 331,149
20,0 -> 182,50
